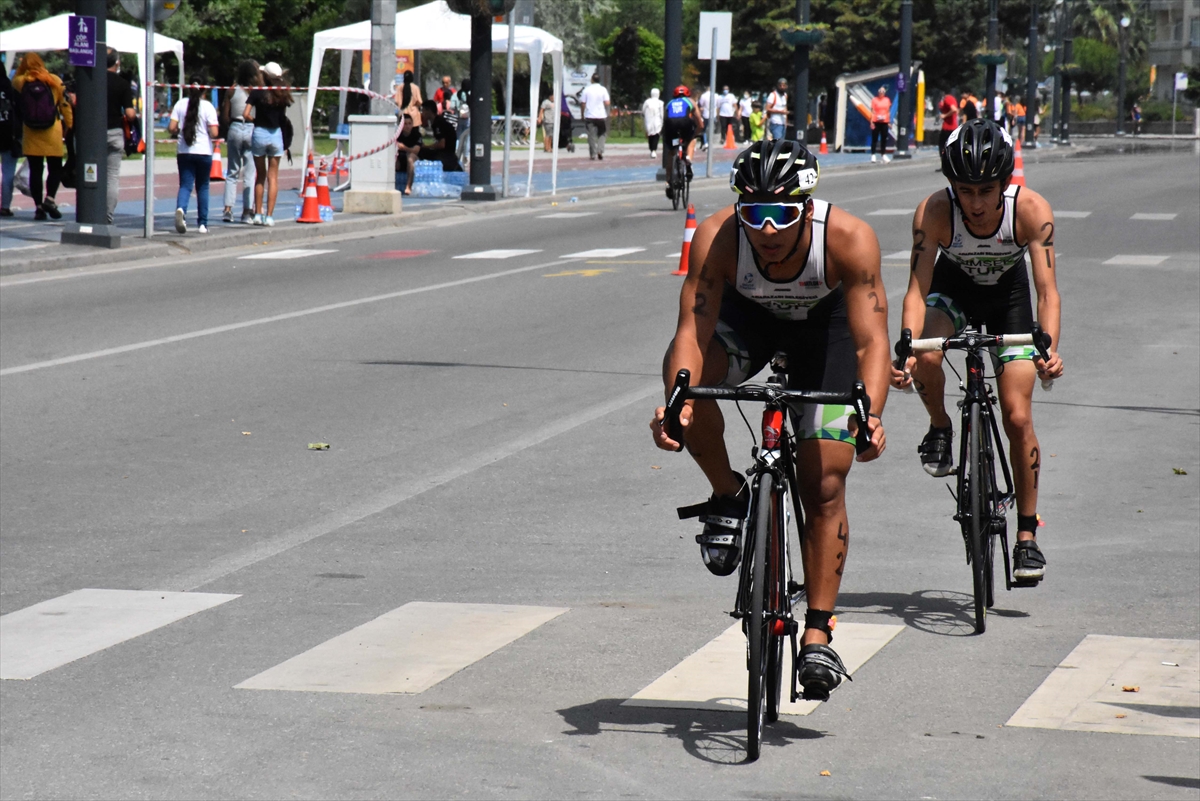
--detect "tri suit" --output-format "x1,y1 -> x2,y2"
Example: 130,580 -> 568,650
927,183 -> 1036,363
713,199 -> 859,443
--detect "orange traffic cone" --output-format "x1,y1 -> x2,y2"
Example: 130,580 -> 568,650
210,142 -> 225,181
1011,137 -> 1026,187
723,124 -> 737,149
296,168 -> 323,224
316,159 -> 334,222
672,204 -> 698,276
819,128 -> 829,155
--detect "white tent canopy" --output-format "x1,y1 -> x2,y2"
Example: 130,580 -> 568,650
305,0 -> 564,195
1,13 -> 185,108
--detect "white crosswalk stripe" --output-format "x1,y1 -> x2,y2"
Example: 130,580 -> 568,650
868,209 -> 912,216
882,250 -> 911,261
238,249 -> 339,260
1055,211 -> 1092,219
454,249 -> 543,259
1130,213 -> 1177,221
623,621 -> 904,716
0,589 -> 239,680
562,248 -> 646,258
1007,635 -> 1199,738
1103,255 -> 1169,266
235,602 -> 567,695
624,211 -> 675,218
537,212 -> 598,219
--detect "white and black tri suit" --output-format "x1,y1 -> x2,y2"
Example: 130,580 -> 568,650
713,199 -> 858,442
927,183 -> 1035,344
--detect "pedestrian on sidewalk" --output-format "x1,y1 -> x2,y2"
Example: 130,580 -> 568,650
168,75 -> 219,234
245,63 -> 292,227
455,78 -> 471,165
105,49 -> 135,224
396,70 -> 423,122
1130,101 -> 1142,135
12,53 -> 71,221
717,85 -> 736,145
738,90 -> 753,142
642,87 -> 663,158
937,88 -> 959,159
557,90 -> 575,153
580,73 -> 610,161
766,78 -> 788,141
538,84 -> 555,153
220,59 -> 260,224
870,85 -> 891,163
749,101 -> 765,142
395,112 -> 420,195
697,84 -> 711,149
0,67 -> 21,217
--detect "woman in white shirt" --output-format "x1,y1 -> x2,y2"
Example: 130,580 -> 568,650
168,77 -> 219,234
642,88 -> 664,158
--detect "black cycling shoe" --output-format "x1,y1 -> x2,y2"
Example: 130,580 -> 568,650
677,477 -> 748,576
798,643 -> 852,701
1013,539 -> 1046,582
918,424 -> 954,477
665,185 -> 675,200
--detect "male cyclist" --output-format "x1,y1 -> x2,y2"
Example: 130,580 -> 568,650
891,119 -> 1063,583
650,139 -> 890,700
663,85 -> 703,201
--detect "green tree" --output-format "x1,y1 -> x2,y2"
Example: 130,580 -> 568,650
537,0 -> 616,67
598,25 -> 664,106
1069,37 -> 1117,101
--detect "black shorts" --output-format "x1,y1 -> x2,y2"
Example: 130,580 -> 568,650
663,119 -> 696,149
927,255 -> 1036,363
712,289 -> 859,442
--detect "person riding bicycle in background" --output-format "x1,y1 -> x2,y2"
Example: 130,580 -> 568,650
891,118 -> 1064,583
663,85 -> 703,201
650,139 -> 890,699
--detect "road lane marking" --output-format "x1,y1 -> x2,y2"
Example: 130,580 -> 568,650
882,250 -> 911,261
624,211 -> 675,218
237,249 -> 339,260
867,209 -> 912,216
562,248 -> 645,258
536,212 -> 598,219
623,622 -> 904,716
0,589 -> 239,680
364,249 -> 433,260
1055,211 -> 1092,219
151,380 -> 659,591
236,602 -> 567,695
1103,255 -> 1169,266
453,249 -> 542,259
1130,213 -> 1177,221
1007,635 -> 1199,738
544,268 -> 617,277
0,259 -> 574,377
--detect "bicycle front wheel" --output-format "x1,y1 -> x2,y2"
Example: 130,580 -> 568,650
967,403 -> 988,634
764,479 -> 787,723
746,473 -> 773,762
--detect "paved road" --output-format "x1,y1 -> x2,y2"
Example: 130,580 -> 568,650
1,146 -> 1197,799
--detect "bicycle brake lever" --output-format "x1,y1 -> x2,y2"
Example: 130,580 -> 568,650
894,328 -> 914,394
852,381 -> 871,456
663,369 -> 690,451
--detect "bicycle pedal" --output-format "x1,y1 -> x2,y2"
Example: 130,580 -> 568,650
1012,577 -> 1042,588
800,687 -> 831,702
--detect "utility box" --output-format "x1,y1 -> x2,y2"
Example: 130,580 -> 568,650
344,114 -> 402,214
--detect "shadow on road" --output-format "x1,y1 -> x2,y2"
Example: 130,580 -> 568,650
1142,775 -> 1200,790
834,589 -> 1030,636
557,698 -> 824,765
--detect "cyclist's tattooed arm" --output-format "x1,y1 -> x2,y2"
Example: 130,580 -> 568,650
893,193 -> 951,388
1016,188 -> 1064,379
828,207 -> 889,461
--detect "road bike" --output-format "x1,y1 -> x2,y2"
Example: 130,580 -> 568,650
663,354 -> 871,761
893,324 -> 1052,634
667,136 -> 691,211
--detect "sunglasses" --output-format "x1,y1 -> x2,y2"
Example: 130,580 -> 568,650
737,201 -> 808,231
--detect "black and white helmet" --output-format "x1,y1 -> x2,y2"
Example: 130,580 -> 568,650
941,119 -> 1014,184
730,138 -> 820,199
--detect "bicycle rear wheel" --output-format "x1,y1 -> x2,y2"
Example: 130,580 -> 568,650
967,403 -> 988,634
746,473 -> 773,762
671,157 -> 684,211
681,168 -> 691,210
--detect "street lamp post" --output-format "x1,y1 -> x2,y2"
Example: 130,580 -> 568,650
1051,0 -> 1064,141
985,0 -> 999,117
1061,0 -> 1073,145
659,0 -> 682,181
794,0 -> 810,144
1026,0 -> 1038,147
1116,15 -> 1131,136
896,0 -> 913,158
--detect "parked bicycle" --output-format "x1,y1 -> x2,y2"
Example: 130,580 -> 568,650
893,323 -> 1053,634
663,354 -> 871,761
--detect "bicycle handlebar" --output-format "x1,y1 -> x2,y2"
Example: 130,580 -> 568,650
895,324 -> 1054,390
663,369 -> 873,455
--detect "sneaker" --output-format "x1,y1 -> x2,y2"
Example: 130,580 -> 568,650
42,198 -> 62,220
222,209 -> 233,223
882,154 -> 891,164
174,207 -> 187,234
918,424 -> 954,477
871,154 -> 878,163
1012,540 -> 1046,581
252,214 -> 264,226
240,212 -> 255,225
0,208 -> 13,217
264,215 -> 275,227
198,224 -> 209,234
34,208 -> 47,221
598,153 -> 603,160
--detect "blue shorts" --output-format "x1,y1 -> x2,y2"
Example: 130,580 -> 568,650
251,126 -> 284,159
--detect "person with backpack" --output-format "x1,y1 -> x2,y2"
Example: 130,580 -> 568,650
0,66 -> 21,217
12,53 -> 72,221
244,63 -> 293,227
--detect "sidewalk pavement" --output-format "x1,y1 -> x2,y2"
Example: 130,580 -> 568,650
0,142 -> 925,276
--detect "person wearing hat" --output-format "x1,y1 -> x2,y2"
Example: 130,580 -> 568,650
245,62 -> 292,227
106,48 -> 135,224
